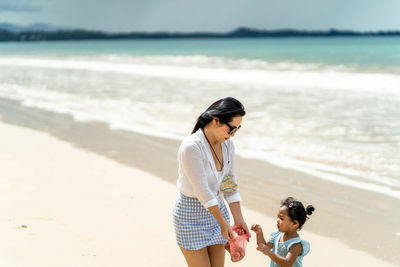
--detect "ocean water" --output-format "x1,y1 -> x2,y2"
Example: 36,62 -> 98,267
0,38 -> 399,199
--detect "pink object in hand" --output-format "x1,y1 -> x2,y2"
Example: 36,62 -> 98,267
226,226 -> 251,262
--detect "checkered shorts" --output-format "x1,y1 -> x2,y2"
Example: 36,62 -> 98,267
173,193 -> 230,250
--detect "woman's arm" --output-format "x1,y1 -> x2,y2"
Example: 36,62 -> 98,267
228,201 -> 249,235
179,142 -> 218,208
208,205 -> 233,240
225,141 -> 249,234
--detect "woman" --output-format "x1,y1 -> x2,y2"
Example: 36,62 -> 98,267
173,97 -> 249,267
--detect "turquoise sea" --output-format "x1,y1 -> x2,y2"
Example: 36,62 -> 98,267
0,37 -> 399,199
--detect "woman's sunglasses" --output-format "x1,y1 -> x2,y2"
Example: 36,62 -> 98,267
224,122 -> 241,135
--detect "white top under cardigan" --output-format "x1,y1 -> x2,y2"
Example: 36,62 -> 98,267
177,129 -> 242,208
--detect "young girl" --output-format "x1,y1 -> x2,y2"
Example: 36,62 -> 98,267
251,197 -> 315,267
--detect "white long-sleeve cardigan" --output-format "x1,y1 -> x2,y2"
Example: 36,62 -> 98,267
177,129 -> 242,208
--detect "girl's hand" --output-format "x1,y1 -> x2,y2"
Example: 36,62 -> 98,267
221,222 -> 234,241
251,224 -> 263,234
256,243 -> 272,256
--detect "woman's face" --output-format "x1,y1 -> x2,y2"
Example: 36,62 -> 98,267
214,115 -> 242,143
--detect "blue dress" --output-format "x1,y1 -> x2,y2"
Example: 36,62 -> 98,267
268,230 -> 310,267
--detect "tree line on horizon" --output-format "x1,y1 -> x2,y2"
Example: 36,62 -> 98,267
1,27 -> 400,42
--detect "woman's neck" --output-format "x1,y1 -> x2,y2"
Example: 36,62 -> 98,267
203,126 -> 219,145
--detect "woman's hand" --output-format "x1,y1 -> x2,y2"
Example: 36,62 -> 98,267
234,219 -> 250,236
228,202 -> 250,236
221,222 -> 234,241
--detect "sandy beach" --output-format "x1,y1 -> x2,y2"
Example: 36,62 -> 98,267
1,117 -> 398,266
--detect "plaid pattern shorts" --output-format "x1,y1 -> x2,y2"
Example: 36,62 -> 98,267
173,193 -> 230,250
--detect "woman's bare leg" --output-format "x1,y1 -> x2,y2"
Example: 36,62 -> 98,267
207,244 -> 226,267
180,246 -> 211,267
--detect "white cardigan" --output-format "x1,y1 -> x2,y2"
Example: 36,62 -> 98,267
177,129 -> 242,208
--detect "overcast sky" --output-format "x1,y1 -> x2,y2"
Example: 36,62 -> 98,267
1,0 -> 400,32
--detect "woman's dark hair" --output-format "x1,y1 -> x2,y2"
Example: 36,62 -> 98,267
192,97 -> 246,134
281,197 -> 315,230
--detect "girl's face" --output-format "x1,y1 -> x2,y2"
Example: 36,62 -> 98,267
213,116 -> 242,143
276,206 -> 298,232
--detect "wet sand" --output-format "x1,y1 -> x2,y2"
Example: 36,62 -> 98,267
0,97 -> 399,265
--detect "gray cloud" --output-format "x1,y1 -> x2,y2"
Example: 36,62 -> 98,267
1,0 -> 400,32
0,0 -> 42,12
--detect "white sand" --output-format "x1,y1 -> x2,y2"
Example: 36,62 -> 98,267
0,121 -> 396,267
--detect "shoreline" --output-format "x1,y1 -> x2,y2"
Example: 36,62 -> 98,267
2,28 -> 400,43
1,97 -> 399,265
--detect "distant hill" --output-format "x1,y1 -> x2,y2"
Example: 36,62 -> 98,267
0,22 -> 67,32
1,25 -> 400,42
